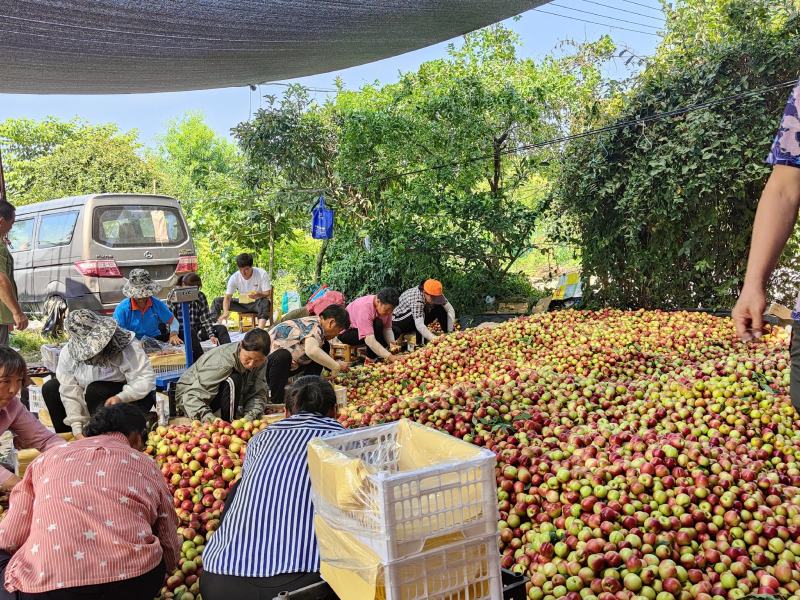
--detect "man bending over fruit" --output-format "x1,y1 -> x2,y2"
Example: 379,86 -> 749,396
176,329 -> 270,423
266,304 -> 351,405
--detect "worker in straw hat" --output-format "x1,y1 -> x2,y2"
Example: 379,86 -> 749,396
113,268 -> 200,351
392,279 -> 456,345
42,309 -> 156,439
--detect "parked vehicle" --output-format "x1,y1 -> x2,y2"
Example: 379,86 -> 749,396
8,194 -> 197,327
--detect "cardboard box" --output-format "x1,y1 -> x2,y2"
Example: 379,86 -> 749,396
767,303 -> 793,325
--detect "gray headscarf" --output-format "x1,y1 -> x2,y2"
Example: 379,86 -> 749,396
65,310 -> 135,367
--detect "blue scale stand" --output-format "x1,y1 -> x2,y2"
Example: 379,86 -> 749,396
155,286 -> 198,390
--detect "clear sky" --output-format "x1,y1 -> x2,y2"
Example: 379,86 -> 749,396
0,1 -> 663,148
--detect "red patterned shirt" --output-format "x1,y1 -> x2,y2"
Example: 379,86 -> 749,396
0,432 -> 180,593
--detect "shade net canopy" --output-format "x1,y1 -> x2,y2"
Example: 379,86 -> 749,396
0,1 -> 544,94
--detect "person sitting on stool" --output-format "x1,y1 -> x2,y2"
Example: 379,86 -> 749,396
0,404 -> 180,600
211,253 -> 273,329
170,272 -> 232,359
393,279 -> 456,344
42,310 -> 156,439
113,268 -> 198,350
338,288 -> 400,362
176,329 -> 270,423
266,305 -> 350,405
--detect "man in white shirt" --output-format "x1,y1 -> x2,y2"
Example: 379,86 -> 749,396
211,253 -> 274,329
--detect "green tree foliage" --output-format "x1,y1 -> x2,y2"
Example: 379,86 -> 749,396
0,118 -> 156,205
155,112 -> 238,200
324,25 -> 612,313
153,114 -> 289,298
234,86 -> 346,284
551,0 -> 800,309
0,117 -> 82,161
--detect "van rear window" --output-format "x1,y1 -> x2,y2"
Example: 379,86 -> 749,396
93,206 -> 187,247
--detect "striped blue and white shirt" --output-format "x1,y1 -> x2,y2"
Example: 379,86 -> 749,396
201,412 -> 345,577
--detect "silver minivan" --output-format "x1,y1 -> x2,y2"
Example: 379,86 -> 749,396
9,193 -> 196,319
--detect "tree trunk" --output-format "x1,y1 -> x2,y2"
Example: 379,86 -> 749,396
0,146 -> 6,203
486,135 -> 506,272
268,217 -> 275,283
492,137 -> 502,196
314,238 -> 329,285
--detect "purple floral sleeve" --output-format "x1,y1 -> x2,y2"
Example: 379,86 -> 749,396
767,81 -> 800,167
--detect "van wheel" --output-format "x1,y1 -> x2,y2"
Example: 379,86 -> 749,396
42,296 -> 68,338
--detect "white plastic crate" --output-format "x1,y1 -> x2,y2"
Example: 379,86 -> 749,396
152,364 -> 187,377
318,524 -> 502,600
149,349 -> 187,378
41,344 -> 63,373
309,420 -> 498,562
381,534 -> 502,600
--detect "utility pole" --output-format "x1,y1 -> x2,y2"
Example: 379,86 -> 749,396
0,146 -> 6,203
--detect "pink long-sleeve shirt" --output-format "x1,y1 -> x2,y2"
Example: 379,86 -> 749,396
0,397 -> 63,486
0,432 -> 180,593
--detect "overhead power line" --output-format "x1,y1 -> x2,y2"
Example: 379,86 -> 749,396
252,79 -> 796,198
575,0 -> 665,21
549,2 -> 661,29
534,8 -> 660,36
505,80 -> 796,157
617,0 -> 665,12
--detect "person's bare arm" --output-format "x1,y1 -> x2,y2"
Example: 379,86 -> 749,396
0,273 -> 26,331
733,165 -> 800,340
219,294 -> 233,322
364,334 -> 392,359
305,337 -> 342,371
252,288 -> 274,300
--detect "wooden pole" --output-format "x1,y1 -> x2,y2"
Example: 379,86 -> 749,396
0,145 -> 6,203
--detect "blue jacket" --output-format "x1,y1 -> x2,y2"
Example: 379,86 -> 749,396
113,297 -> 177,339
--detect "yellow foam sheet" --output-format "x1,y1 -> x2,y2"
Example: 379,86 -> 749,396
308,419 -> 485,530
18,434 -> 72,476
316,516 -> 493,600
148,351 -> 186,368
317,516 -> 381,599
262,413 -> 286,425
38,409 -> 53,428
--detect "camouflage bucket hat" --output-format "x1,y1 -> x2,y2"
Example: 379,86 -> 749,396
122,268 -> 162,298
65,309 -> 119,361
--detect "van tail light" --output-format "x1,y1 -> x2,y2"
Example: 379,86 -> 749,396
176,255 -> 198,274
74,260 -> 122,278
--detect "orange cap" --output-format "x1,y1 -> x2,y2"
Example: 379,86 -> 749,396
423,279 -> 446,304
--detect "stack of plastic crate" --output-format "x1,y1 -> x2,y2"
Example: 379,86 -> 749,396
308,419 -> 502,600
